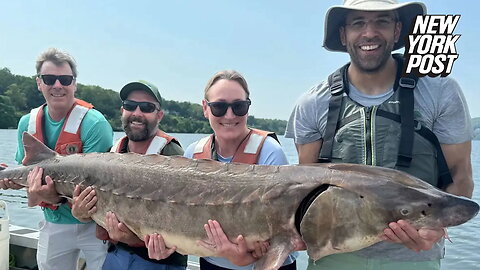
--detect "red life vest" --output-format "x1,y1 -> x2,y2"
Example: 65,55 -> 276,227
111,130 -> 177,154
193,128 -> 277,164
27,98 -> 93,157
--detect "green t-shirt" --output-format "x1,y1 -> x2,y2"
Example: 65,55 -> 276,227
161,141 -> 184,156
15,105 -> 113,224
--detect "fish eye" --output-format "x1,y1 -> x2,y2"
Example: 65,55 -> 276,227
400,209 -> 410,216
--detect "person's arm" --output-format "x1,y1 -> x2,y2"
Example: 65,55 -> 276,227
81,111 -> 114,153
296,140 -> 323,164
15,114 -> 30,164
442,141 -> 473,198
257,136 -> 289,165
433,77 -> 473,198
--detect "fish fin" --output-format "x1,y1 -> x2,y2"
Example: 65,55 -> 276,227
253,237 -> 294,270
300,186 -> 378,261
22,132 -> 57,166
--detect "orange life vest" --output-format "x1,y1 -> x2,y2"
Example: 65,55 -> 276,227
111,130 -> 178,154
27,98 -> 93,210
27,98 -> 93,157
193,128 -> 278,164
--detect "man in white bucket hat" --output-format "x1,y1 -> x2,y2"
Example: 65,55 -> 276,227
286,0 -> 473,269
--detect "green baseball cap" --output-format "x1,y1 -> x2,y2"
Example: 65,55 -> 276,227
120,80 -> 162,106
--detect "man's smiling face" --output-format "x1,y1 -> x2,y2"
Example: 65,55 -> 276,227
340,10 -> 401,73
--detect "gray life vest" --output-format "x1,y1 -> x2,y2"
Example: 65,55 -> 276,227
319,54 -> 452,189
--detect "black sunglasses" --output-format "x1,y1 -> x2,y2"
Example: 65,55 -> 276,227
122,100 -> 159,113
39,74 -> 75,86
206,99 -> 251,117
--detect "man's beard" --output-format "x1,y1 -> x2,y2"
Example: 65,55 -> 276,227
348,38 -> 394,73
122,115 -> 157,142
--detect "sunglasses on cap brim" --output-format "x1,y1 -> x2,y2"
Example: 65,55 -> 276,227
206,99 -> 251,117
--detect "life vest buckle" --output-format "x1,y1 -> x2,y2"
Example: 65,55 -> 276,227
330,82 -> 344,96
415,121 -> 422,131
399,77 -> 416,89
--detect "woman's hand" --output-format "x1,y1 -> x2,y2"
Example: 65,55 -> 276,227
145,233 -> 177,260
198,219 -> 269,266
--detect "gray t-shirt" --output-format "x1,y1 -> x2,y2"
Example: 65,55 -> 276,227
285,75 -> 472,261
286,75 -> 472,145
348,83 -> 394,107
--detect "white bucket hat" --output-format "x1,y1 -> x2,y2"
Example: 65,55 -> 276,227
323,0 -> 426,52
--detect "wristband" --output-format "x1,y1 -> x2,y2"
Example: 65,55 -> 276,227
39,197 -> 67,210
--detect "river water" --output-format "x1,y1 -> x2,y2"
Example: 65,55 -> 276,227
0,129 -> 479,269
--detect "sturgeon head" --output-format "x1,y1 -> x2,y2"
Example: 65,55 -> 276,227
299,163 -> 479,261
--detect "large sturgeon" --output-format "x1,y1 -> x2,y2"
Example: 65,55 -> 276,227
1,132 -> 478,269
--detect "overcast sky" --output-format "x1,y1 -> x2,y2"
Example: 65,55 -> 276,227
1,0 -> 478,120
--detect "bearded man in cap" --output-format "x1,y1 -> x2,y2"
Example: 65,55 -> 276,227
286,0 -> 473,269
72,80 -> 187,270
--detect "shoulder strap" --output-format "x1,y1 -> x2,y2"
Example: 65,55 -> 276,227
415,127 -> 453,189
28,105 -> 46,143
193,135 -> 214,159
393,53 -> 418,168
319,64 -> 349,162
111,136 -> 128,153
375,109 -> 453,189
63,104 -> 90,134
145,136 -> 168,154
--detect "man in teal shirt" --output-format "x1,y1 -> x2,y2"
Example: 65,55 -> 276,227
8,48 -> 113,270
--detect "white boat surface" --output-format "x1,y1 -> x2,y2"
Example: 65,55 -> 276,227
8,224 -> 200,270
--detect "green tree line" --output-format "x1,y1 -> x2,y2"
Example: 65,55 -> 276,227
0,67 -> 287,134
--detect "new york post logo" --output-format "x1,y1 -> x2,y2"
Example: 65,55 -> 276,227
404,15 -> 461,77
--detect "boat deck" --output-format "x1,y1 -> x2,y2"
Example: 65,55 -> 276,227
8,224 -> 200,270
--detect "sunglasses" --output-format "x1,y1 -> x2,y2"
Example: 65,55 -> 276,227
206,99 -> 251,117
39,74 -> 75,86
122,100 -> 159,113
